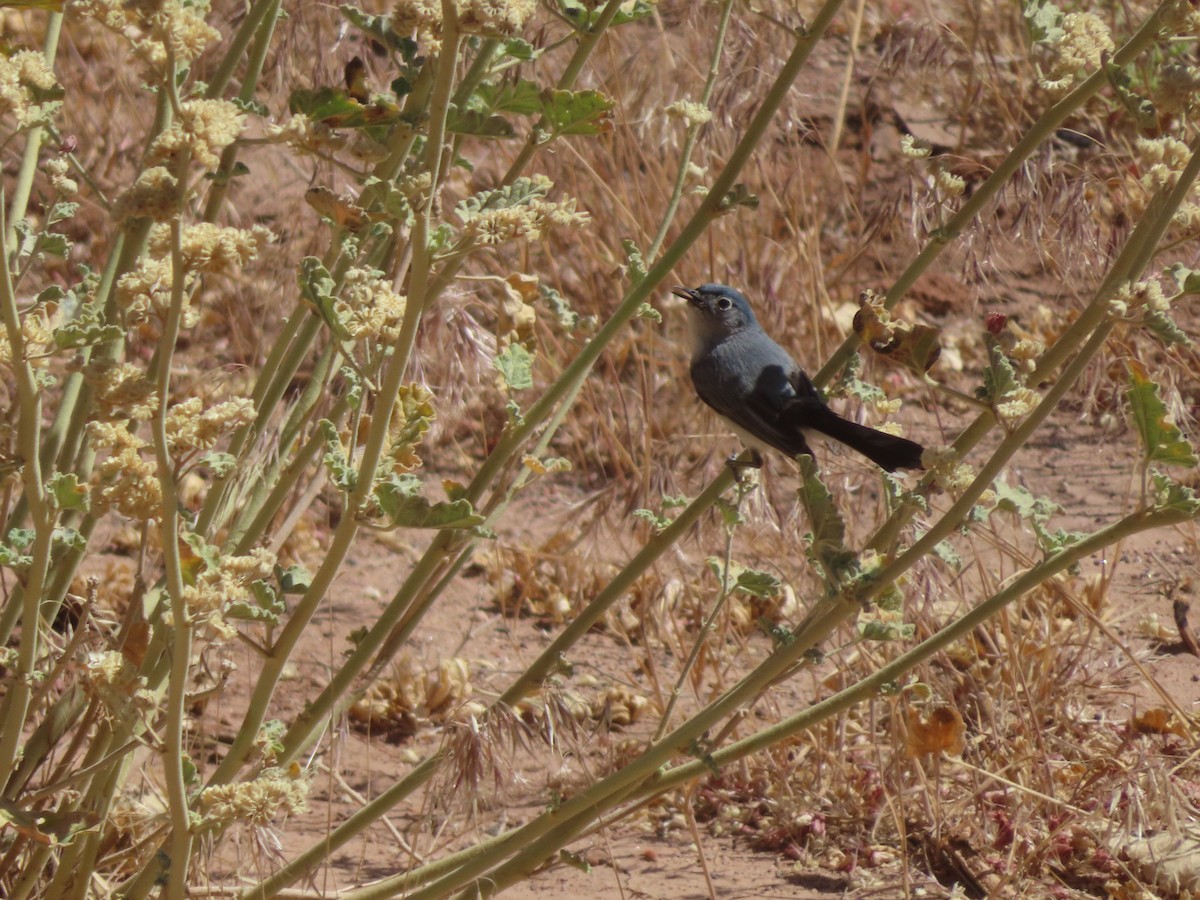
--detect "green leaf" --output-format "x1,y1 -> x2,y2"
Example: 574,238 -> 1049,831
635,303 -> 661,323
7,529 -> 34,550
298,257 -> 351,341
540,89 -> 614,137
181,532 -> 221,570
554,0 -> 654,29
288,87 -> 401,129
494,344 -> 533,391
53,320 -> 124,351
1150,470 -> 1200,515
257,720 -> 288,759
340,4 -> 418,58
39,233 -> 71,258
1168,263 -> 1200,295
276,564 -> 312,594
622,239 -> 646,286
471,80 -> 543,116
446,108 -> 516,138
232,98 -> 269,117
228,580 -> 285,623
1143,309 -> 1192,347
199,451 -> 236,478
1126,361 -> 1198,467
1104,63 -> 1156,130
374,473 -> 485,529
457,177 -> 551,220
933,540 -> 962,571
47,473 -> 89,511
733,567 -> 781,599
796,455 -> 857,586
560,849 -> 592,874
858,618 -> 915,642
705,559 -> 781,599
992,479 -> 1050,520
1022,0 -> 1064,44
633,508 -> 671,531
501,37 -> 538,61
36,285 -> 65,305
47,202 -> 78,225
977,339 -> 1022,407
319,420 -> 356,490
539,284 -> 583,332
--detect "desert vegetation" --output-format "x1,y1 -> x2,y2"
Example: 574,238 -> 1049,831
1,0 -> 1199,896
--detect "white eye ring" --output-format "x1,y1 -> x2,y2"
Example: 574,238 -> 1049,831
717,297 -> 732,310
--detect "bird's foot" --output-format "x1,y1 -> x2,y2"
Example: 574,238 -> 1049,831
725,449 -> 763,484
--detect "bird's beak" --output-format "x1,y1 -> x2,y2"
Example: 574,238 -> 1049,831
671,285 -> 700,306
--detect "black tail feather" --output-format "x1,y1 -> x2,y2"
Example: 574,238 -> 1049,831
807,408 -> 924,472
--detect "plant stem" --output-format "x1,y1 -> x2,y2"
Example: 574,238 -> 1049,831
4,12 -> 62,244
646,0 -> 734,262
812,0 -> 1177,388
0,193 -> 55,789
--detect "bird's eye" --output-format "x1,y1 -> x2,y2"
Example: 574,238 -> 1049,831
716,297 -> 732,310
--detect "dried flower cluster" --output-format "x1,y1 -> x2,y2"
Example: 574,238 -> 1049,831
147,99 -> 245,170
68,0 -> 221,74
1130,136 -> 1200,235
114,167 -> 181,222
350,656 -> 473,733
198,766 -> 308,827
1038,12 -> 1113,95
336,267 -> 407,341
665,99 -> 712,127
88,422 -> 163,519
85,361 -> 158,421
165,396 -> 256,455
0,50 -> 60,130
117,222 -> 271,326
0,305 -> 55,366
394,0 -> 536,52
459,177 -> 590,246
182,545 -> 275,626
45,157 -> 78,195
82,650 -> 155,725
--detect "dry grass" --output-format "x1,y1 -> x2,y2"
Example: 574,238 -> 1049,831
2,0 -> 1199,896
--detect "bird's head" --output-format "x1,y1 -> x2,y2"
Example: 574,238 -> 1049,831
671,283 -> 757,347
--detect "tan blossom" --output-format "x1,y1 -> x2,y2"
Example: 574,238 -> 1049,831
147,99 -> 244,170
114,167 -> 180,222
198,767 -> 307,827
165,396 -> 256,455
334,268 -> 407,340
88,422 -> 163,520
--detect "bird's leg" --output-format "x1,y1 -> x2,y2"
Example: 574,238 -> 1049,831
725,448 -> 762,484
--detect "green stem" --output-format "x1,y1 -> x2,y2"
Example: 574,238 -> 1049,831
194,312 -> 320,539
812,0 -> 1175,387
207,16 -> 466,789
0,193 -> 54,789
460,500 -> 1198,899
204,0 -> 280,99
497,0 -> 627,189
201,0 -> 282,222
151,129 -> 196,900
653,483 -> 741,741
645,0 -> 734,262
4,12 -> 62,244
865,126 -> 1200,555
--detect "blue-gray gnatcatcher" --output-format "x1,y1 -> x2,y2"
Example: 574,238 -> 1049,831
673,283 -> 924,472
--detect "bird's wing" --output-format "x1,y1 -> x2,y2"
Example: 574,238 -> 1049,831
692,355 -> 816,458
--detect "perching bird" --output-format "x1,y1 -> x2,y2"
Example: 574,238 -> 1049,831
673,283 -> 924,472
